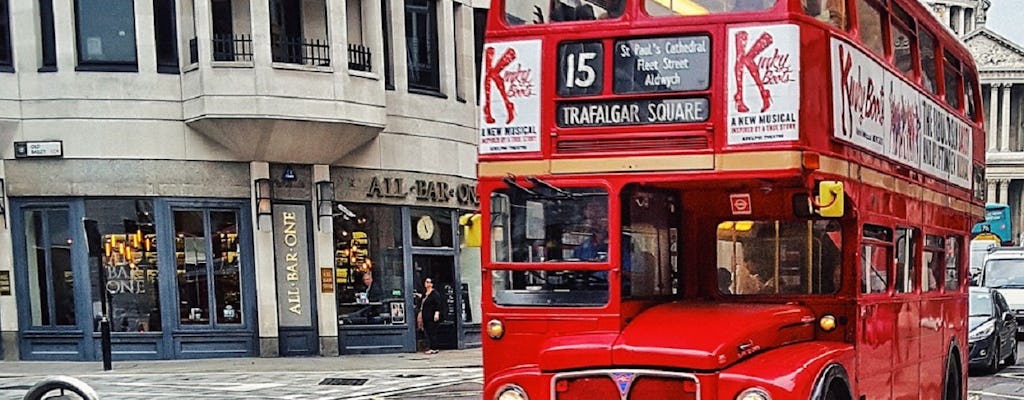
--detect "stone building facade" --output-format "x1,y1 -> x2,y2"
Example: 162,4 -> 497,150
0,0 -> 488,360
926,0 -> 1024,243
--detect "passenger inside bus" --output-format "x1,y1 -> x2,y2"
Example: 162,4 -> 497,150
718,220 -> 842,295
504,0 -> 623,25
802,0 -> 847,28
644,0 -> 776,16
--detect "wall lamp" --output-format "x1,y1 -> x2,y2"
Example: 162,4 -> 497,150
316,180 -> 335,230
255,178 -> 273,229
0,178 -> 6,228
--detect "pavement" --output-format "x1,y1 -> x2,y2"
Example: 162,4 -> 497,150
0,348 -> 483,400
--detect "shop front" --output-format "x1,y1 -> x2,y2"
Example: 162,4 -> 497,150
11,197 -> 258,360
331,168 -> 480,354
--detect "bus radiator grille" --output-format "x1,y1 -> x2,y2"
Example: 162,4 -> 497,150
554,374 -> 698,399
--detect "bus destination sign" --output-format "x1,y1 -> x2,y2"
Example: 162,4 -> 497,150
557,98 -> 709,128
613,35 -> 711,94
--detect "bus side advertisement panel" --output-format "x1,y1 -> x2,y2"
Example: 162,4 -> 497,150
830,39 -> 972,189
726,24 -> 801,146
479,40 -> 542,155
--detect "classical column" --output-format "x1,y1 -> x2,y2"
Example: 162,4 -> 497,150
1000,179 -> 1011,204
988,179 -> 999,204
1002,83 -> 1012,152
961,7 -> 969,35
989,83 -> 1000,151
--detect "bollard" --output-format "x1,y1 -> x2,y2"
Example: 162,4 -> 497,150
22,376 -> 99,400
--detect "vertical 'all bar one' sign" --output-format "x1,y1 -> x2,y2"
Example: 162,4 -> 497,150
273,205 -> 312,327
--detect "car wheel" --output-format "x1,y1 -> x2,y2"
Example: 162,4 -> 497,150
1007,340 -> 1018,367
987,338 -> 1002,374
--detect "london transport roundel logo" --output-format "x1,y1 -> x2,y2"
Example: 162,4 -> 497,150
730,193 -> 752,215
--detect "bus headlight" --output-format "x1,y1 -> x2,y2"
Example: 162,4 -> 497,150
495,384 -> 528,400
487,319 -> 505,339
737,387 -> 771,400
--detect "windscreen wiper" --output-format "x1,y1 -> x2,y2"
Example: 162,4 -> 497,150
527,176 -> 574,197
503,174 -> 539,196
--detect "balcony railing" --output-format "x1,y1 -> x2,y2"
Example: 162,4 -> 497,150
189,38 -> 198,64
347,43 -> 372,72
271,36 -> 330,66
213,33 -> 253,62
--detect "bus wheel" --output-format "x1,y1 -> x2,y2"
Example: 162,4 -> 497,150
811,364 -> 852,400
943,352 -> 963,400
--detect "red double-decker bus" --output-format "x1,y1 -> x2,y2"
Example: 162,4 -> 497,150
477,0 -> 985,399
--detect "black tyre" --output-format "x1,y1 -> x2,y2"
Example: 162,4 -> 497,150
1007,340 -> 1019,367
811,364 -> 852,400
987,339 -> 1002,374
943,352 -> 963,400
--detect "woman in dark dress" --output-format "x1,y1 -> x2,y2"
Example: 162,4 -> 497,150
418,277 -> 443,354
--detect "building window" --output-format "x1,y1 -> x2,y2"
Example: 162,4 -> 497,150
335,205 -> 405,326
38,0 -> 56,71
347,0 -> 373,72
454,2 -> 464,102
154,0 -> 179,73
0,0 -> 11,70
212,0 -> 253,62
383,0 -> 395,89
86,200 -> 162,332
405,0 -> 440,93
174,209 -> 243,326
270,0 -> 330,66
74,0 -> 138,71
473,8 -> 486,104
24,208 -> 77,326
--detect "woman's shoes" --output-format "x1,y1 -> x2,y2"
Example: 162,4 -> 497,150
425,349 -> 439,354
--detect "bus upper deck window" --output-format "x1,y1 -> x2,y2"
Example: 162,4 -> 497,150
505,0 -> 625,25
803,0 -> 847,29
644,0 -> 776,16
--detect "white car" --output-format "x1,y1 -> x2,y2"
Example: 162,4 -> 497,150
980,247 -> 1024,336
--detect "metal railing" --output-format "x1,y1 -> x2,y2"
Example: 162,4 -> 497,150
212,33 -> 253,62
271,36 -> 330,66
348,43 -> 372,72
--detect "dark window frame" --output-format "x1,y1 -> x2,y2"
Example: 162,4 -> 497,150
0,0 -> 12,72
154,0 -> 180,74
73,0 -> 140,72
38,0 -> 56,72
383,0 -> 395,90
405,0 -> 442,94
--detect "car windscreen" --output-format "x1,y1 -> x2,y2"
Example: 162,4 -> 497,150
969,291 -> 993,317
983,258 -> 1024,288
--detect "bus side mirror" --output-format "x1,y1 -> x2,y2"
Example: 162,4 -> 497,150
460,213 -> 482,247
816,181 -> 845,218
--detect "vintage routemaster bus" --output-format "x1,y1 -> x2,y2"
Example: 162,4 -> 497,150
477,0 -> 986,399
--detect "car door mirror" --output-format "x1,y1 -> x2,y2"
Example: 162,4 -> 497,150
1004,311 -> 1016,323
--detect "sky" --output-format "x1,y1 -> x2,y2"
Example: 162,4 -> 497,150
986,0 -> 1024,45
